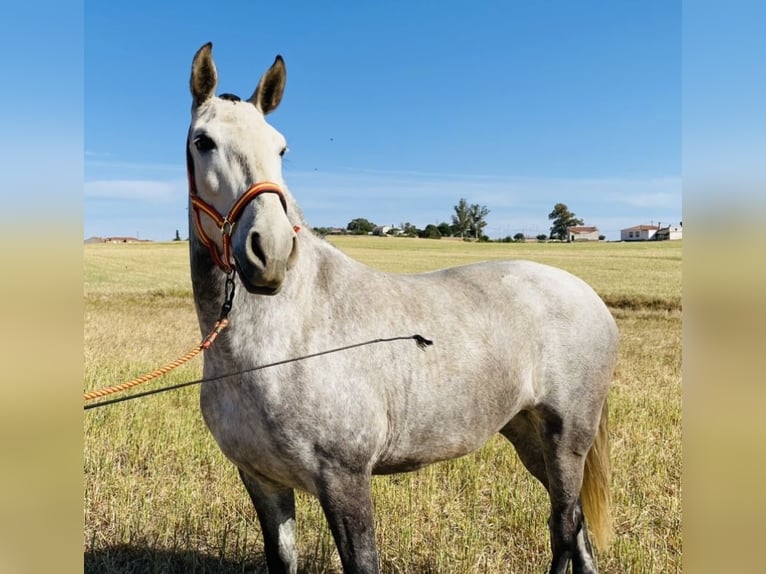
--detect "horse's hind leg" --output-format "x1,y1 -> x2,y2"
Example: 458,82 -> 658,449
238,469 -> 298,574
501,410 -> 549,489
316,470 -> 379,574
501,409 -> 598,574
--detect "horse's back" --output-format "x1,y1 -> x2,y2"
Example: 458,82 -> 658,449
417,258 -> 616,337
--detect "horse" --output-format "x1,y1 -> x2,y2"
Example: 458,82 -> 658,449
186,42 -> 618,574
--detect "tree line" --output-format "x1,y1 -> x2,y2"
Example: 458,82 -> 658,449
313,200 -> 588,242
315,198 -> 492,240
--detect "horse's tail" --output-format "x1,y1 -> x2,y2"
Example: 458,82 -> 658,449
581,399 -> 613,552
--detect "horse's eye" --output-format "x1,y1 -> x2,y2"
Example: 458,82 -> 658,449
279,146 -> 288,158
194,134 -> 216,152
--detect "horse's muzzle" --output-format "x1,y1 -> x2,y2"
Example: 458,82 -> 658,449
234,262 -> 285,295
233,229 -> 296,295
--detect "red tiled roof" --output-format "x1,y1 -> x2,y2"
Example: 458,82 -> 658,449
567,226 -> 598,233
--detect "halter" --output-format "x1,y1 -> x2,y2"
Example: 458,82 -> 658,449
186,141 -> 299,273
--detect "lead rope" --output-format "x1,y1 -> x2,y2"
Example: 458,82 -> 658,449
84,334 -> 433,410
83,270 -> 237,402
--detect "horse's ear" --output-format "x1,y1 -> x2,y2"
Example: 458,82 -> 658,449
249,55 -> 286,115
191,42 -> 218,107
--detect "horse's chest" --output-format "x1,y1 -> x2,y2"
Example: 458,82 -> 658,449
199,382 -> 313,488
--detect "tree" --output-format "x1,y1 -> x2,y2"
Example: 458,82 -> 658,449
452,198 -> 490,240
536,233 -> 548,242
451,198 -> 472,238
346,217 -> 375,235
173,229 -> 181,241
548,203 -> 584,241
400,222 -> 419,237
419,224 -> 442,239
436,222 -> 452,237
513,232 -> 525,242
469,203 -> 490,240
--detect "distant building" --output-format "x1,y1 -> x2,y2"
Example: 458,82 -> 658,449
654,223 -> 682,241
566,226 -> 600,242
84,236 -> 149,244
621,225 -> 659,241
105,236 -> 141,244
619,222 -> 682,241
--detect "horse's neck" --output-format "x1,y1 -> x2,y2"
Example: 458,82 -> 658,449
286,229 -> 365,297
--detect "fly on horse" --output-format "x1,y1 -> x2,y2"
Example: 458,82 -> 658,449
187,42 -> 618,574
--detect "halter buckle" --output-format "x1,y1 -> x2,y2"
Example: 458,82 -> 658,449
220,218 -> 234,237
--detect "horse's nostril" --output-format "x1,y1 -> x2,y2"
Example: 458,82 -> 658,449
250,232 -> 267,267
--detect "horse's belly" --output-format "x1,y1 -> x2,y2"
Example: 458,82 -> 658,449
371,358 -> 536,475
372,407 -> 517,476
372,439 -> 489,475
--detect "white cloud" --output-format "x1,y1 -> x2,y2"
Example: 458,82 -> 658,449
615,192 -> 678,208
84,179 -> 186,203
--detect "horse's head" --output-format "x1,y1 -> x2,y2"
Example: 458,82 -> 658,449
188,42 -> 297,295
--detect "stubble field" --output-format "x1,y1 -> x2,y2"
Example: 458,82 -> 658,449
84,236 -> 681,573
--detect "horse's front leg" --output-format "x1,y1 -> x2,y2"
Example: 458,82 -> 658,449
238,469 -> 298,574
317,470 -> 379,574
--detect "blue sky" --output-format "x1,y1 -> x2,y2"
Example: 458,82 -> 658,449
84,1 -> 683,241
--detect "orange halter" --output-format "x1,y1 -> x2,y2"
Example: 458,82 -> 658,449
186,142 -> 299,273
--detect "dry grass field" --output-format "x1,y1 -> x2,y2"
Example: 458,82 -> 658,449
84,236 -> 681,573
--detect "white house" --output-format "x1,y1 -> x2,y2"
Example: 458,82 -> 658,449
566,226 -> 600,242
621,225 -> 658,241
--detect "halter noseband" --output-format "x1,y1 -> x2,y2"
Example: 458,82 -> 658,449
186,142 -> 299,274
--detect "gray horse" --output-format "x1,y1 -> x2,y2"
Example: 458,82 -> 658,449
186,42 -> 618,574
